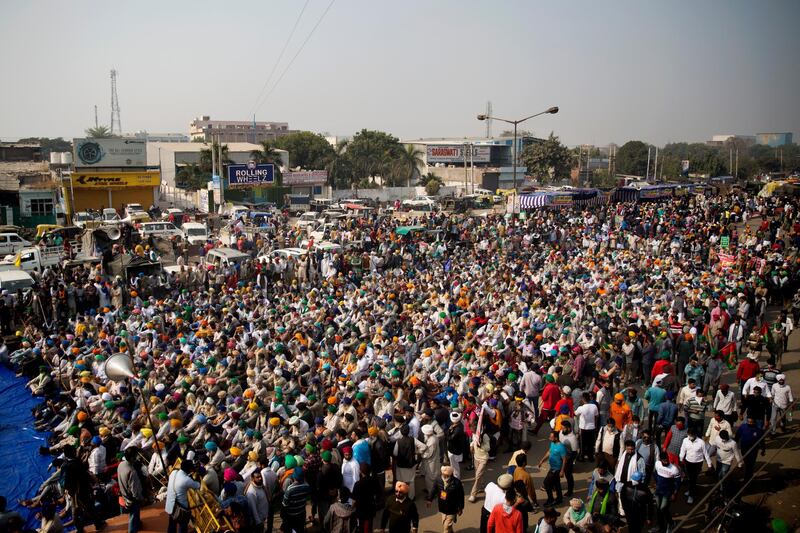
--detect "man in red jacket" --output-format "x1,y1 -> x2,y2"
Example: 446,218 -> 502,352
736,352 -> 760,390
532,375 -> 561,434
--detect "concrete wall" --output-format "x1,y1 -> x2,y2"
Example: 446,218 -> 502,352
331,186 -> 460,202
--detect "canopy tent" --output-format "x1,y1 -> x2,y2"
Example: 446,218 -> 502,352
519,189 -> 605,210
395,225 -> 425,236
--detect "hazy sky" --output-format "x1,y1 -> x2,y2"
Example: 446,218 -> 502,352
1,0 -> 798,147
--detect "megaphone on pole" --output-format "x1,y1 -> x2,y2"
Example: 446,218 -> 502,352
104,353 -> 136,382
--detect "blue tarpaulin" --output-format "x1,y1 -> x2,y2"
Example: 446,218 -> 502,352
0,365 -> 52,529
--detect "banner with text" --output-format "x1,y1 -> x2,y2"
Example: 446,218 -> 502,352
227,162 -> 274,188
283,170 -> 328,185
426,145 -> 491,164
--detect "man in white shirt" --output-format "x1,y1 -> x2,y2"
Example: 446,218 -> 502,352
711,429 -> 742,496
88,436 -> 107,476
574,392 -> 599,462
705,410 -> 732,444
245,471 -> 270,531
520,367 -> 542,421
340,446 -> 360,494
713,383 -> 738,426
742,372 -> 772,399
678,428 -> 711,504
770,374 -> 794,435
481,474 -> 513,533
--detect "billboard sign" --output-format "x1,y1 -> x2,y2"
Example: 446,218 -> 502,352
73,138 -> 147,167
426,144 -> 491,164
227,161 -> 274,188
283,170 -> 328,185
70,170 -> 160,189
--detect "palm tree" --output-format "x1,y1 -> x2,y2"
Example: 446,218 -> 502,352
417,172 -> 444,195
396,144 -> 425,187
250,140 -> 283,184
175,163 -> 207,191
326,140 -> 351,189
85,125 -> 114,138
199,142 -> 231,174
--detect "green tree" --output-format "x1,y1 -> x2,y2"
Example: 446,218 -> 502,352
273,131 -> 335,170
18,137 -> 72,158
199,142 -> 232,174
346,129 -> 402,185
417,172 -> 444,195
250,140 -> 284,184
519,132 -> 572,183
391,144 -> 425,187
326,141 -> 353,189
85,126 -> 114,138
615,140 -> 650,176
175,163 -> 208,191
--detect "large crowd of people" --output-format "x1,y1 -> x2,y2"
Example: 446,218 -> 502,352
1,189 -> 798,533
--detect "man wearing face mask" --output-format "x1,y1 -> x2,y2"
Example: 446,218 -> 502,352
678,427 -> 711,504
711,429 -> 742,496
559,421 -> 579,498
735,415 -> 766,482
653,452 -> 681,532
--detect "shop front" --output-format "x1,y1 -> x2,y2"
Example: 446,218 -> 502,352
66,170 -> 161,213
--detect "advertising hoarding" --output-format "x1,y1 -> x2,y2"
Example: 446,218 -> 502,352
227,162 -> 274,188
283,170 -> 328,185
70,170 -> 161,189
73,138 -> 147,167
425,145 -> 491,164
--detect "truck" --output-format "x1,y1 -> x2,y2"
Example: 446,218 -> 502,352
285,194 -> 311,215
0,244 -> 100,273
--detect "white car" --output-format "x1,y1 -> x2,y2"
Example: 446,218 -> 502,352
402,196 -> 438,210
0,233 -> 31,255
73,211 -> 95,228
181,222 -> 209,245
102,208 -> 121,222
295,212 -> 320,230
125,203 -> 145,218
138,221 -> 183,240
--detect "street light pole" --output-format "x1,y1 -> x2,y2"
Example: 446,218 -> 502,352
477,106 -> 558,193
477,106 -> 558,213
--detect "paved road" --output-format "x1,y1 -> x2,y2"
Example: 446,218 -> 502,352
404,316 -> 799,533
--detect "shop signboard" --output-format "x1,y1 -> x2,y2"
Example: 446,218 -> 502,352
70,170 -> 161,189
425,145 -> 491,164
283,170 -> 328,185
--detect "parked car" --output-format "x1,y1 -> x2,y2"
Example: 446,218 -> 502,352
73,211 -> 95,228
0,270 -> 35,294
181,222 -> 209,245
0,232 -> 32,255
204,247 -> 249,270
295,212 -> 320,230
125,203 -> 145,218
402,196 -> 438,210
138,221 -> 183,240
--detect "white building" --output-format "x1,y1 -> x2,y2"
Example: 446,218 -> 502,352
189,115 -> 294,143
147,142 -> 288,188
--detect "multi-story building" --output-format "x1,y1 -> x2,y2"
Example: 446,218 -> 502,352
756,132 -> 793,147
189,115 -> 295,143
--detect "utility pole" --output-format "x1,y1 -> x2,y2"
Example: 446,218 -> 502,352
463,142 -> 468,195
470,143 -> 475,194
485,101 -> 493,138
94,105 -> 98,128
735,147 -> 739,178
646,147 -> 651,180
218,136 -> 225,206
653,146 -> 659,182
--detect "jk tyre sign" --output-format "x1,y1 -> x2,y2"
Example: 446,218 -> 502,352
73,138 -> 147,167
227,161 -> 274,188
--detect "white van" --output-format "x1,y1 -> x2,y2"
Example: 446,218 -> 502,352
0,233 -> 31,255
181,222 -> 209,245
138,221 -> 183,240
0,270 -> 35,294
204,247 -> 249,270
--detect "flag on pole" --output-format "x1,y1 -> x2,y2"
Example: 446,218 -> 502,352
720,342 -> 738,370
